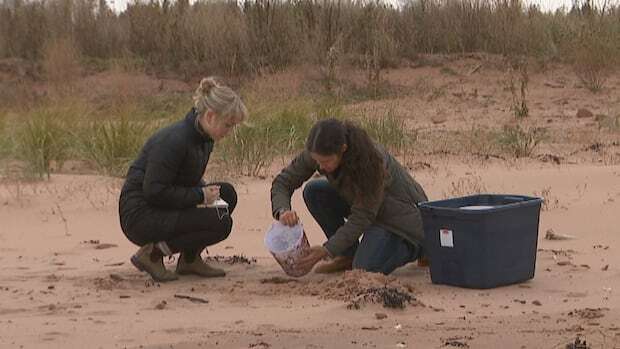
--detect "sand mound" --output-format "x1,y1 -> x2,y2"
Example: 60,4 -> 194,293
315,270 -> 413,301
254,270 -> 419,309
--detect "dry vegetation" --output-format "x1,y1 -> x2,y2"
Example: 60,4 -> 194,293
2,0 -> 620,79
0,0 -> 619,179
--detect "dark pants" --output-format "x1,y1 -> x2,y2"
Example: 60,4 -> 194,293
302,179 -> 418,275
124,182 -> 237,255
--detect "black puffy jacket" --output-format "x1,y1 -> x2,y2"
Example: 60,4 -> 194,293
119,108 -> 213,235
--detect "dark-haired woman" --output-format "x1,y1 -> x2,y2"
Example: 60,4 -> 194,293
270,118 -> 428,275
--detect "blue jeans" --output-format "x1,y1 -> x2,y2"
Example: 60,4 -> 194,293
302,179 -> 419,275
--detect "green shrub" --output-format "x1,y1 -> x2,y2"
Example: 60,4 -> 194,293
497,124 -> 546,158
15,109 -> 68,179
218,103 -> 313,176
77,118 -> 152,177
360,109 -> 415,155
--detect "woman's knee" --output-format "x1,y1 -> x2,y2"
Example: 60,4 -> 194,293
214,216 -> 233,243
302,179 -> 330,208
352,259 -> 384,274
352,227 -> 408,275
122,229 -> 149,247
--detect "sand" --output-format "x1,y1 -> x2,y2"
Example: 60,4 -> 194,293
1,160 -> 619,349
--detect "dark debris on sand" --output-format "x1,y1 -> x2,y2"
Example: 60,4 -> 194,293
347,286 -> 416,309
443,340 -> 469,348
260,277 -> 299,284
566,336 -> 590,349
442,336 -> 473,348
205,254 -> 257,265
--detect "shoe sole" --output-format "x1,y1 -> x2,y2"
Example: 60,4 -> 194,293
130,255 -> 178,282
314,262 -> 353,274
176,269 -> 226,278
314,267 -> 352,274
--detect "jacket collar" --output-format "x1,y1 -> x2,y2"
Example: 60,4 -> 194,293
186,108 -> 214,143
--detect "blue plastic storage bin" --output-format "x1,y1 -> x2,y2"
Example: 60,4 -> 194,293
419,194 -> 543,289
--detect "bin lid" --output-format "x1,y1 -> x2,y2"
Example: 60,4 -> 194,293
418,194 -> 543,214
460,205 -> 495,210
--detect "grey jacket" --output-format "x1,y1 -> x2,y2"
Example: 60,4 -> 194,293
271,146 -> 428,256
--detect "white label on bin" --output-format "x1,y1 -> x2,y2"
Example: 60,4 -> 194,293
440,229 -> 454,248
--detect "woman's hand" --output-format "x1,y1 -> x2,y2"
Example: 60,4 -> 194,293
279,210 -> 299,226
294,245 -> 329,271
202,185 -> 221,205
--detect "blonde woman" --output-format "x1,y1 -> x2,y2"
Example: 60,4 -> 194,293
119,77 -> 247,282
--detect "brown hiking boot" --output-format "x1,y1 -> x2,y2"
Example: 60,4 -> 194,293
130,243 -> 178,282
314,256 -> 353,274
176,253 -> 226,278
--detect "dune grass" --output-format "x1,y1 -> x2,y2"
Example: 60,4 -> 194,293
14,107 -> 70,179
2,89 -> 561,180
0,112 -> 13,161
215,99 -> 415,177
76,118 -> 153,177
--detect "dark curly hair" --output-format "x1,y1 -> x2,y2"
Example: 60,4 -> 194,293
305,118 -> 384,206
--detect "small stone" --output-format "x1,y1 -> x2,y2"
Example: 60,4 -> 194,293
602,265 -> 609,271
109,274 -> 124,282
577,108 -> 593,118
545,229 -> 574,240
155,300 -> 167,310
431,115 -> 447,124
375,313 -> 388,320
532,300 -> 542,306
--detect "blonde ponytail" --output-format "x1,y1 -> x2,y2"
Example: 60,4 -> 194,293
193,76 -> 248,122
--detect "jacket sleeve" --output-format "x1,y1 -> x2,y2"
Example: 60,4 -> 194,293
271,151 -> 318,218
142,135 -> 204,209
323,162 -> 393,256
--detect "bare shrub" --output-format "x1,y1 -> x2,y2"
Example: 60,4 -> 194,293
243,0 -> 302,71
572,38 -> 615,93
2,0 -> 620,78
42,37 -> 81,91
595,114 -> 620,131
181,1 -> 250,76
443,175 -> 488,199
568,7 -> 619,93
532,186 -> 560,211
507,57 -> 529,118
462,124 -> 500,156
